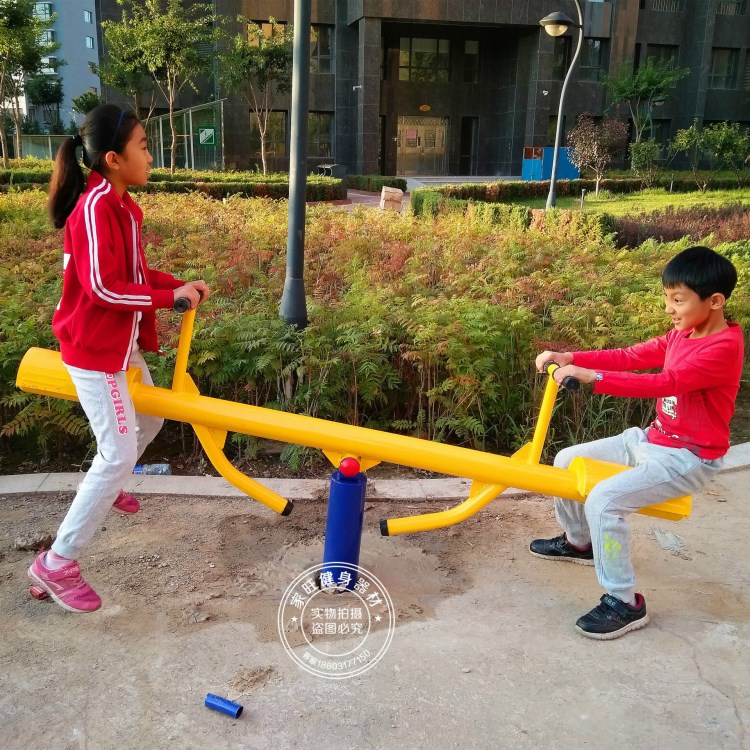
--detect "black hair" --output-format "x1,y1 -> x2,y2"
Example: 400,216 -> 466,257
47,104 -> 140,229
662,245 -> 738,300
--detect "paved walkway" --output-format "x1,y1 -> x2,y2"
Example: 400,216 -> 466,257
3,442 -> 750,499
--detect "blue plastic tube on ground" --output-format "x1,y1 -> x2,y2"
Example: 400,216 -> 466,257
204,693 -> 243,718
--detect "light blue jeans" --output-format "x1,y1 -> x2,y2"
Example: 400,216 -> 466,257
51,350 -> 163,560
553,427 -> 722,604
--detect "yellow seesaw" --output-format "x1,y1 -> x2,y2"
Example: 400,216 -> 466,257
15,306 -> 691,532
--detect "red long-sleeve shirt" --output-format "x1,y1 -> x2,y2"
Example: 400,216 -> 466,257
52,171 -> 182,372
572,323 -> 744,459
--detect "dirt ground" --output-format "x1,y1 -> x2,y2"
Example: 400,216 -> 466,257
1,476 -> 749,749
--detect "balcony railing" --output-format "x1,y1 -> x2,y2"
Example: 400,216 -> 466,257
651,0 -> 685,11
708,73 -> 738,89
717,1 -> 746,15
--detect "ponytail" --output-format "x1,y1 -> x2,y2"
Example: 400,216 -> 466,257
47,104 -> 140,229
47,136 -> 85,229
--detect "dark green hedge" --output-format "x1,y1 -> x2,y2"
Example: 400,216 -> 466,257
410,175 -> 750,211
0,168 -> 52,184
0,173 -> 346,201
346,174 -> 407,192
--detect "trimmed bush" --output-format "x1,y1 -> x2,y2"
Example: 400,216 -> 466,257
347,174 -> 407,192
410,176 -> 749,212
0,167 -> 346,201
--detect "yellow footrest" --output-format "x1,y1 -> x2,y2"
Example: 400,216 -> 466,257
568,457 -> 692,522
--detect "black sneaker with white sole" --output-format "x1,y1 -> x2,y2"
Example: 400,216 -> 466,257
575,593 -> 649,640
529,533 -> 594,565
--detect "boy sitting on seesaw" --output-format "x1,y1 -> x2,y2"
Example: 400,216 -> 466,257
531,245 -> 743,640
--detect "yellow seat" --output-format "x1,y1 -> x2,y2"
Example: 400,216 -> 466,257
568,457 -> 692,521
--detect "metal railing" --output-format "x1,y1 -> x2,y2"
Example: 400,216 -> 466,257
19,135 -> 68,160
650,0 -> 685,11
717,1 -> 746,15
144,100 -> 225,171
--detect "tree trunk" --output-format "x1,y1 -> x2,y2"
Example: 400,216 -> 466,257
0,123 -> 10,168
260,123 -> 267,175
12,95 -> 23,159
0,67 -> 9,167
595,174 -> 602,196
168,79 -> 176,175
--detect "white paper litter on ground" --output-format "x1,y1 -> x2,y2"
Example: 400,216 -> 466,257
651,526 -> 685,552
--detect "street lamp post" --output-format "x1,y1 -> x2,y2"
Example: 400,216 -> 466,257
540,2 -> 584,210
280,0 -> 311,329
646,94 -> 666,141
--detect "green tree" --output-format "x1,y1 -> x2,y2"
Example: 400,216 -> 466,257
670,120 -> 750,191
71,90 -> 101,116
602,57 -> 689,144
109,0 -> 221,174
567,114 -> 628,195
218,17 -> 293,174
628,139 -> 662,188
0,0 -> 59,165
24,73 -> 63,133
96,10 -> 155,120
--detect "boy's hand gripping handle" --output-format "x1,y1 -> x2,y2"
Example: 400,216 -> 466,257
544,361 -> 580,391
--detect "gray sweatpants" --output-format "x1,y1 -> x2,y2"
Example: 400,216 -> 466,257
51,350 -> 164,560
553,426 -> 721,604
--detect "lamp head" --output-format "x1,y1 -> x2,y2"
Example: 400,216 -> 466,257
540,11 -> 577,37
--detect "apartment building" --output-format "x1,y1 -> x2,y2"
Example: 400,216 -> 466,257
29,1 -> 100,129
96,0 -> 750,176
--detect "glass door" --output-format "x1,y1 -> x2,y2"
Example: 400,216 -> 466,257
396,116 -> 449,175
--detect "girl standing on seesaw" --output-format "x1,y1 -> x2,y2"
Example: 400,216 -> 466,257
28,104 -> 210,613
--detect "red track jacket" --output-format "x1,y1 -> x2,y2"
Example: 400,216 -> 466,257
52,171 -> 182,372
573,323 -> 744,459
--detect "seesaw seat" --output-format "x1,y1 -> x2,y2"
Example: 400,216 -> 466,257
569,456 -> 692,522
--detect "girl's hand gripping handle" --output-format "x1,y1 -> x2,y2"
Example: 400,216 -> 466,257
544,360 -> 580,392
173,289 -> 204,313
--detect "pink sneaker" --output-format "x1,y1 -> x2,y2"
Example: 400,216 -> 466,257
112,490 -> 140,515
28,551 -> 102,613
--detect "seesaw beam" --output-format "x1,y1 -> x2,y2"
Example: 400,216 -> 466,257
18,347 -> 583,494
16,346 -> 691,529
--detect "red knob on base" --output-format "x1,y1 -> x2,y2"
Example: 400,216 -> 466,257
339,457 -> 361,477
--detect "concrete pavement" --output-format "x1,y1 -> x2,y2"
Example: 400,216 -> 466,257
2,440 -> 750,499
1,458 -> 749,748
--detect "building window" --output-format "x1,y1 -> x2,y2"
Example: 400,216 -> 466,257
464,40 -> 479,83
34,3 -> 53,20
84,9 -> 93,23
651,119 -> 672,148
579,38 -> 609,80
646,44 -> 679,65
551,36 -> 572,80
248,21 -> 287,46
650,0 -> 685,10
40,29 -> 55,44
308,112 -> 333,157
744,54 -> 750,89
399,37 -> 450,82
710,48 -> 739,88
717,1 -> 746,14
41,56 -> 58,74
249,111 -> 286,158
310,25 -> 332,74
85,36 -> 94,49
548,115 -> 566,146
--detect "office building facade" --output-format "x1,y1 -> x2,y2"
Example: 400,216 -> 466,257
98,0 -> 750,176
28,1 -> 100,129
